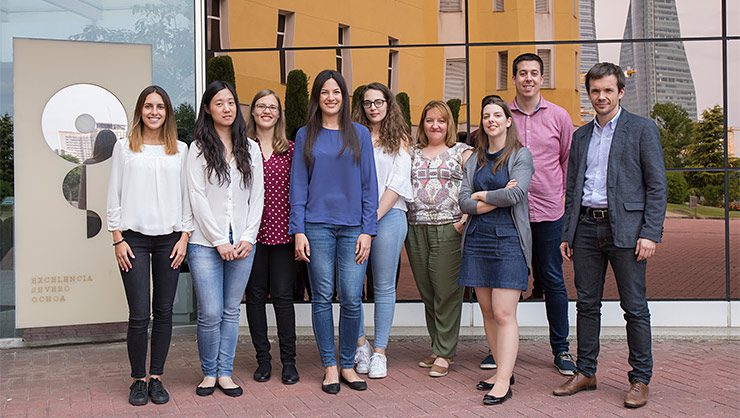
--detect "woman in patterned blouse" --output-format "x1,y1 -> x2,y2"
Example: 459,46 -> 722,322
406,100 -> 472,378
244,89 -> 299,386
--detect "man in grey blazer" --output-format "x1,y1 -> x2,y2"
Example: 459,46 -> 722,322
552,63 -> 666,409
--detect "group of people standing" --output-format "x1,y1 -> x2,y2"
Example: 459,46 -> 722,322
107,53 -> 666,409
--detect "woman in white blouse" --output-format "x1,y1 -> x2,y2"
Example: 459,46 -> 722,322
187,81 -> 264,398
351,82 -> 412,378
106,85 -> 192,406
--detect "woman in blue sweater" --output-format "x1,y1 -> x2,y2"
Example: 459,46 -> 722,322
289,69 -> 378,395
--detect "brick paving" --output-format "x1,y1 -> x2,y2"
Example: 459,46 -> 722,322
1,335 -> 738,417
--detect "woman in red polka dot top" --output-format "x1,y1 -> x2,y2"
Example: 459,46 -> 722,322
244,89 -> 299,385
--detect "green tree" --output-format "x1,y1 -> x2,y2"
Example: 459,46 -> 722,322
396,92 -> 411,134
650,102 -> 693,168
447,99 -> 462,125
284,69 -> 309,140
0,114 -> 13,199
206,55 -> 236,88
351,85 -> 366,117
665,172 -> 689,204
175,103 -> 196,145
685,105 -> 725,206
70,2 -> 194,106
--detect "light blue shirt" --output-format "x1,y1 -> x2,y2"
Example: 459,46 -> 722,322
582,107 -> 622,208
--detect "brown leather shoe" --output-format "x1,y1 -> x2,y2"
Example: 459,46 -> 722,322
624,381 -> 649,408
418,354 -> 437,368
429,357 -> 451,377
552,372 -> 597,396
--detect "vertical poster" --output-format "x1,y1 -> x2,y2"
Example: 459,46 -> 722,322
14,38 -> 151,327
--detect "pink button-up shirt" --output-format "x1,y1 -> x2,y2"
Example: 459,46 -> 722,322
510,98 -> 574,222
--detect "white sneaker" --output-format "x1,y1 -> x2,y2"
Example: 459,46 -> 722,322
368,353 -> 387,379
354,341 -> 372,374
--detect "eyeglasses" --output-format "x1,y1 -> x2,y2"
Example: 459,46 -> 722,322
362,99 -> 386,109
254,104 -> 279,113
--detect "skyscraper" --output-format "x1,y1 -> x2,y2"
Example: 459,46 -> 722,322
579,0 -> 599,122
618,0 -> 697,119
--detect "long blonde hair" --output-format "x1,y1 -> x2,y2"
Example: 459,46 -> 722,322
246,89 -> 290,155
129,85 -> 178,155
351,82 -> 409,154
414,100 -> 457,148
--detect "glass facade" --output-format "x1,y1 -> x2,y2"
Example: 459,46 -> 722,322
0,0 -> 737,338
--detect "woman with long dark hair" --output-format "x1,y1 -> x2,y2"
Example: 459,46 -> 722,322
459,95 -> 533,406
351,82 -> 411,379
406,100 -> 472,378
289,70 -> 378,394
106,85 -> 191,406
187,81 -> 264,397
244,89 -> 299,385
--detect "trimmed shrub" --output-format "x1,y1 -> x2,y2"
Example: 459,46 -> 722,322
396,92 -> 411,133
446,98 -> 461,125
285,69 -> 309,140
206,55 -> 236,88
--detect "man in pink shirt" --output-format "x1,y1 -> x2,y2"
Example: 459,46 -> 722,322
509,53 -> 575,375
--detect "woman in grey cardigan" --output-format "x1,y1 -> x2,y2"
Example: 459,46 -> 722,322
458,95 -> 533,406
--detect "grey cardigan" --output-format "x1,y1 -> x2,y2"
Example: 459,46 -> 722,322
458,147 -> 534,270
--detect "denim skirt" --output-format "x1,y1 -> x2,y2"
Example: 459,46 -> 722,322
459,222 -> 528,290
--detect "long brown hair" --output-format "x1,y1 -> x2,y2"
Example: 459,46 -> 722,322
304,70 -> 359,168
475,95 -> 521,173
246,89 -> 290,155
129,85 -> 178,155
351,82 -> 409,154
414,100 -> 457,149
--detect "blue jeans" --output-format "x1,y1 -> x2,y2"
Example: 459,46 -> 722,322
572,214 -> 652,384
530,217 -> 570,355
305,222 -> 368,369
189,242 -> 256,377
359,208 -> 407,349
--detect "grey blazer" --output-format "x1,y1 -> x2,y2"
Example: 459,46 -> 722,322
561,109 -> 667,248
459,147 -> 534,270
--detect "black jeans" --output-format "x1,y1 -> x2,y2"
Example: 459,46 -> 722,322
572,215 -> 653,384
120,230 -> 181,378
245,243 -> 297,365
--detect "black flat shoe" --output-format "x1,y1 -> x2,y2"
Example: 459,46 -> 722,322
476,375 -> 515,391
253,362 -> 272,382
128,380 -> 148,406
195,383 -> 216,397
282,364 -> 300,385
483,388 -> 513,406
148,378 -> 169,404
217,382 -> 243,397
322,382 -> 340,394
340,375 -> 368,391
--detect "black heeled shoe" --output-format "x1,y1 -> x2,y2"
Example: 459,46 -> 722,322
476,374 -> 515,391
483,388 -> 512,405
340,375 -> 368,391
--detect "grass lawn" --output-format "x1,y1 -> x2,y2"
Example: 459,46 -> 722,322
667,203 -> 740,219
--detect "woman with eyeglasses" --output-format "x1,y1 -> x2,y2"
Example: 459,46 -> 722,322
406,100 -> 472,378
244,89 -> 299,385
290,69 -> 378,394
350,82 -> 412,379
459,95 -> 533,406
107,85 -> 192,406
188,81 -> 264,398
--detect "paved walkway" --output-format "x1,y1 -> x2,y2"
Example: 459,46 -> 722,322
1,334 -> 738,417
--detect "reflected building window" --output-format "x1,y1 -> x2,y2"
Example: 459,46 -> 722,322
535,0 -> 550,14
537,48 -> 552,88
440,0 -> 462,13
337,25 -> 352,85
493,0 -> 505,12
206,0 -> 229,59
388,37 -> 399,93
277,11 -> 295,85
444,59 -> 466,103
497,51 -> 508,90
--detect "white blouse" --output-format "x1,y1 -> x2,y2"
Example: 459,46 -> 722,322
106,139 -> 192,235
374,145 -> 413,212
187,139 -> 264,247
